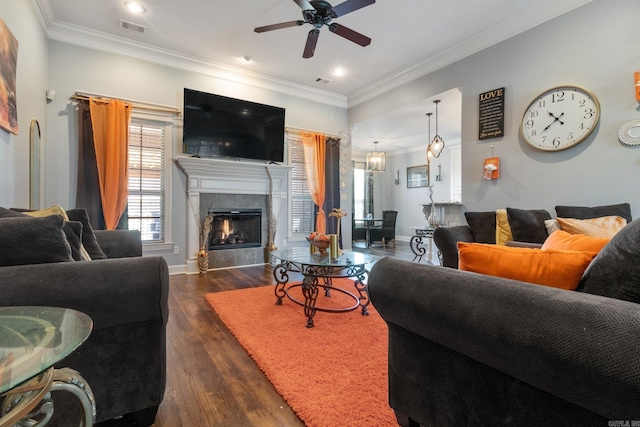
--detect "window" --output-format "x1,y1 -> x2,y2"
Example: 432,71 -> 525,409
127,115 -> 172,244
289,134 -> 315,235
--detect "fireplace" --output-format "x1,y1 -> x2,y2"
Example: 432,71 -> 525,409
208,208 -> 262,250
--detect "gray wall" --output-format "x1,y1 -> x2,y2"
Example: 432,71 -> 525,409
350,0 -> 640,221
0,1 -> 48,208
44,41 -> 348,270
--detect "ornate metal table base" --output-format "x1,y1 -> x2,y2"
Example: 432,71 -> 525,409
410,228 -> 435,263
273,260 -> 370,328
0,367 -> 95,427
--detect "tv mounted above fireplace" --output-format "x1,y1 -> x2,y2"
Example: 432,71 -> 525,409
182,88 -> 285,163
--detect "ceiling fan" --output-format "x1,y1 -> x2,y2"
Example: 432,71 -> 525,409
254,0 -> 375,59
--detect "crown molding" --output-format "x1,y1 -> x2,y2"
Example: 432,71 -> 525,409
34,0 -> 347,109
346,0 -> 593,107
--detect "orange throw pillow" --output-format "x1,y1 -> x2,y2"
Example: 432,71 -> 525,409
458,242 -> 597,290
557,216 -> 626,238
541,230 -> 609,253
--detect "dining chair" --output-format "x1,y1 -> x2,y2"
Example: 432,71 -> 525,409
369,210 -> 398,248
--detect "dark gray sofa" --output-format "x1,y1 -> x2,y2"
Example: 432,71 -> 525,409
370,218 -> 640,426
0,229 -> 169,426
434,204 -> 632,268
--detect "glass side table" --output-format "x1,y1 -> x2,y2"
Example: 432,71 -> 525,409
0,306 -> 94,427
271,248 -> 374,328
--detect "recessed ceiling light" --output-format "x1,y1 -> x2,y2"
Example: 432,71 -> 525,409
241,55 -> 252,63
124,1 -> 146,14
332,67 -> 346,77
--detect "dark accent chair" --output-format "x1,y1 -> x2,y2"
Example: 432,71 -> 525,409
369,210 -> 397,248
352,219 -> 367,242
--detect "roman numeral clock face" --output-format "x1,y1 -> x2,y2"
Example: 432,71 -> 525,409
520,86 -> 600,151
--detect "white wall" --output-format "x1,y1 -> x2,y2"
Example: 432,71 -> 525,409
45,41 -> 347,268
0,1 -> 48,208
349,0 -> 640,221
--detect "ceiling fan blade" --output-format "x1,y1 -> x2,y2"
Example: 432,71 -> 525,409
329,23 -> 371,47
331,0 -> 375,17
303,29 -> 320,58
255,20 -> 304,33
293,0 -> 314,11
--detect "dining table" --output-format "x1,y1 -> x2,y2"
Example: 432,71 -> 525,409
353,217 -> 383,247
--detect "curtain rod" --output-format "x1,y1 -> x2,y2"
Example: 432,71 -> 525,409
286,126 -> 342,140
71,91 -> 181,116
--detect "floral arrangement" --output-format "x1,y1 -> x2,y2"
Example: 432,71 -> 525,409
484,162 -> 498,180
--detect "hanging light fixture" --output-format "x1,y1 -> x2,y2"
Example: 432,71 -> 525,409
426,112 -> 434,164
366,141 -> 386,172
429,99 -> 445,159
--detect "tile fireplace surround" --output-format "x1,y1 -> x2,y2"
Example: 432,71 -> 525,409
175,156 -> 291,273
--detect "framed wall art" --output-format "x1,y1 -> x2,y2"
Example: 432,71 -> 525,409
407,165 -> 429,188
0,18 -> 19,135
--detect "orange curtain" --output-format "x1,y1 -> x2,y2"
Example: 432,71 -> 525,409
302,131 -> 326,234
89,97 -> 132,230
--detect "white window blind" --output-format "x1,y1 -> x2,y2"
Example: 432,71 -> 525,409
128,120 -> 165,242
289,134 -> 315,235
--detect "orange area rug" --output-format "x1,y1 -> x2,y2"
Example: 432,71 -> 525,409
205,279 -> 397,427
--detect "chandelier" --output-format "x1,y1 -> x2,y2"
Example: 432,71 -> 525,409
366,141 -> 386,172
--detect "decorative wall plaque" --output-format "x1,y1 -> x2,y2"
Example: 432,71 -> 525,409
479,87 -> 505,140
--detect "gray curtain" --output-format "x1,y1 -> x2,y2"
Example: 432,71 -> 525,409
322,137 -> 341,236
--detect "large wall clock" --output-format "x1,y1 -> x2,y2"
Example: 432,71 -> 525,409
520,85 -> 600,151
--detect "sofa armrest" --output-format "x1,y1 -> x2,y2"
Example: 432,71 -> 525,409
433,225 -> 474,268
369,257 -> 640,419
94,230 -> 143,258
0,256 -> 168,330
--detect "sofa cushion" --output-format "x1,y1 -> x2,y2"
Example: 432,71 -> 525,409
495,209 -> 512,245
557,216 -> 627,239
555,203 -> 632,223
67,208 -> 107,259
458,242 -> 596,290
579,219 -> 640,302
464,211 -> 496,244
506,208 -> 552,244
0,215 -> 73,266
542,230 -> 610,253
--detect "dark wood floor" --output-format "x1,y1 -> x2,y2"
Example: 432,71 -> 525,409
150,241 -> 418,426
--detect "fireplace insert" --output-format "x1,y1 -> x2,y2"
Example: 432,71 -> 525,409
208,208 -> 262,250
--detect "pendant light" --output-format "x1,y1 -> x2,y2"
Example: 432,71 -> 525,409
366,141 -> 386,172
429,100 -> 445,159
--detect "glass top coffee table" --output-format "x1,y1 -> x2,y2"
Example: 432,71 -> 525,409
0,306 -> 94,426
271,248 -> 374,328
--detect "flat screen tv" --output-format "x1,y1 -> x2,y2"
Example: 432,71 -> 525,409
182,88 -> 285,163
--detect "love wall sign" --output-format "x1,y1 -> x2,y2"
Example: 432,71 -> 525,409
478,87 -> 505,140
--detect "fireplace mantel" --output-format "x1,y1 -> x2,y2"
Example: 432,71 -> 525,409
175,156 -> 290,195
175,156 -> 291,273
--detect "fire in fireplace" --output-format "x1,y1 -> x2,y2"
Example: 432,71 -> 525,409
208,208 -> 262,250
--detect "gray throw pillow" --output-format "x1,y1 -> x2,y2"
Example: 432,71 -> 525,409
579,218 -> 640,303
62,220 -> 84,261
464,211 -> 496,244
67,208 -> 107,259
506,208 -> 551,244
0,215 -> 73,266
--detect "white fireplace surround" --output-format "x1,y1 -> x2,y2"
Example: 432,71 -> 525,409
175,156 -> 291,273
